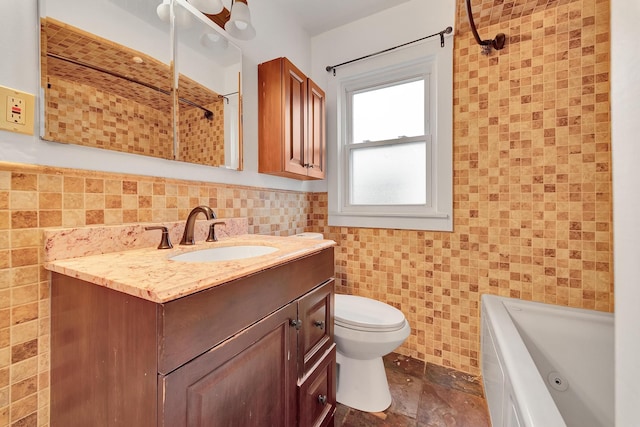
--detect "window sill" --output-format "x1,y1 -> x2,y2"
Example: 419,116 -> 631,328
328,212 -> 453,232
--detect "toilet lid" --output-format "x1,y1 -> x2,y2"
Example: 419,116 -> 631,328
334,294 -> 406,332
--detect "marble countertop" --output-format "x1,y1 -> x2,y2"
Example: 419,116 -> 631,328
45,234 -> 335,303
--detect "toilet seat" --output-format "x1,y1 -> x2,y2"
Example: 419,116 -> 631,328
335,294 -> 407,332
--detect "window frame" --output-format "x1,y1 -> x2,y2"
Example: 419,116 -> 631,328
328,40 -> 453,231
342,66 -> 433,216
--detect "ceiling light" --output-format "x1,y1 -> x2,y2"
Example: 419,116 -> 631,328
224,0 -> 255,40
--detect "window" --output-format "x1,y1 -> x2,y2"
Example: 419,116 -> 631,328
328,41 -> 453,231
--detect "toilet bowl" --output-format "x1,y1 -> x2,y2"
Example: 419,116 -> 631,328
334,294 -> 411,412
290,233 -> 410,412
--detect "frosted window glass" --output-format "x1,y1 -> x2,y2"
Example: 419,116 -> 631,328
352,80 -> 424,143
351,142 -> 426,205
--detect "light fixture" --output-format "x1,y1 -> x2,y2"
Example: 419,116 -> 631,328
200,32 -> 229,51
224,0 -> 256,40
157,0 -> 193,27
156,0 -> 171,22
188,0 -> 224,15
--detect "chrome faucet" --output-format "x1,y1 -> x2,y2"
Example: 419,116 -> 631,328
180,205 -> 216,245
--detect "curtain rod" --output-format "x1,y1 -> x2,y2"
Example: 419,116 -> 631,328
218,91 -> 239,104
46,53 -> 215,120
325,26 -> 453,76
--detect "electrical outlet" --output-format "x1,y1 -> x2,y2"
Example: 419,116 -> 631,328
0,85 -> 35,135
7,95 -> 26,125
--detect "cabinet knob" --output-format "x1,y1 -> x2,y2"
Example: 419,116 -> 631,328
317,394 -> 327,405
313,320 -> 325,330
290,319 -> 302,330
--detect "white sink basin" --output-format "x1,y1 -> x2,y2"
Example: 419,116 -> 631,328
169,245 -> 279,262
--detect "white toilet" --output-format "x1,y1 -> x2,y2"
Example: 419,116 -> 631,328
292,232 -> 411,412
334,294 -> 411,412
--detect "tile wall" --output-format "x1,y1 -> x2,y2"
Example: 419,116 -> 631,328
0,0 -> 612,425
0,162 -> 311,426
179,100 -> 226,167
45,77 -> 174,159
312,0 -> 612,374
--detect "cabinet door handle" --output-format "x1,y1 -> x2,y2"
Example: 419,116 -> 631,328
317,394 -> 327,405
313,320 -> 325,330
290,319 -> 302,330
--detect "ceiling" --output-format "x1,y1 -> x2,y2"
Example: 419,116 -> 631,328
267,0 -> 412,36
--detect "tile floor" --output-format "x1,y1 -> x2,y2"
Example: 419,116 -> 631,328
334,353 -> 491,427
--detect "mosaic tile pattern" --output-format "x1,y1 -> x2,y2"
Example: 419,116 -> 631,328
43,19 -> 226,164
44,76 -> 174,158
311,0 -> 612,375
43,19 -> 224,113
0,161 -> 312,426
179,100 -> 226,167
43,18 -> 173,106
0,0 -> 612,425
458,0 -> 577,32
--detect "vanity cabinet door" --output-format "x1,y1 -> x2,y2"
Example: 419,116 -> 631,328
159,303 -> 298,427
298,279 -> 334,377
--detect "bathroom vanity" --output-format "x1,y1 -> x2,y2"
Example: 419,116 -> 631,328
46,234 -> 336,427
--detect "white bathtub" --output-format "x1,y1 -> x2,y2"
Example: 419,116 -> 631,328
481,295 -> 614,427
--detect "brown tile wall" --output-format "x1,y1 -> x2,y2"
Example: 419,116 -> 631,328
0,161 -> 311,426
44,76 -> 174,160
0,0 -> 612,424
309,0 -> 612,375
179,100 -> 226,167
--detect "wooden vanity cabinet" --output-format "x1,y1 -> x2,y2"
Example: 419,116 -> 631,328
160,302 -> 299,427
297,278 -> 336,427
51,248 -> 335,427
258,57 -> 326,180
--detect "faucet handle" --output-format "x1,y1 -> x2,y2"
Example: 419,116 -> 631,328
145,226 -> 173,249
206,221 -> 227,242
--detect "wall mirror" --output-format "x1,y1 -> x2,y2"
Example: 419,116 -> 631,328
39,0 -> 243,170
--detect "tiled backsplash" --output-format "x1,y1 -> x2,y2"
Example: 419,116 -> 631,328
0,161 -> 311,426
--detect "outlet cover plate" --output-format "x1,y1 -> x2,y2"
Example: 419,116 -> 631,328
0,85 -> 35,135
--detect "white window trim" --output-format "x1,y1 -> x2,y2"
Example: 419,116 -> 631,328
328,38 -> 453,231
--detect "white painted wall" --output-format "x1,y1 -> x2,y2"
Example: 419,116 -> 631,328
0,0 -> 454,193
612,0 -> 640,425
310,0 -> 455,190
0,0 -> 321,192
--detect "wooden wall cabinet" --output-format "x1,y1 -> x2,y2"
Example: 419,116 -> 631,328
51,248 -> 336,427
258,57 -> 326,180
